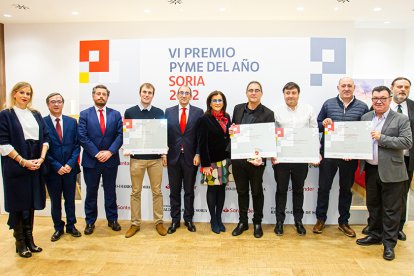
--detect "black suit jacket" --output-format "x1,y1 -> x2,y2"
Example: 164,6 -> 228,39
406,98 -> 414,170
198,113 -> 231,167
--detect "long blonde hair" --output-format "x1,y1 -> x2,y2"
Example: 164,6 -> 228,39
8,82 -> 36,111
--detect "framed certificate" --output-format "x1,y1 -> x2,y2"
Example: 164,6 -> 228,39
276,128 -> 320,163
324,121 -> 373,159
231,122 -> 277,159
123,119 -> 168,154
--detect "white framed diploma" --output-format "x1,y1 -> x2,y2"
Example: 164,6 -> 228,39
231,122 -> 277,159
324,121 -> 373,159
123,119 -> 168,154
276,127 -> 320,163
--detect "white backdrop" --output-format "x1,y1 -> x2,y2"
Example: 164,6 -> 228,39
78,37 -> 347,224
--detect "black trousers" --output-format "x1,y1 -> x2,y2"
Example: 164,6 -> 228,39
232,159 -> 265,224
273,163 -> 308,223
316,158 -> 357,224
400,156 -> 413,230
168,154 -> 198,223
365,163 -> 404,248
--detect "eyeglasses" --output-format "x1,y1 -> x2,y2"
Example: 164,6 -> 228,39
211,99 -> 223,103
247,89 -> 261,94
178,91 -> 191,96
50,100 -> 63,105
371,97 -> 390,103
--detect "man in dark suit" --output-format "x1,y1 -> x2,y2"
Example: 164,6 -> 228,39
165,85 -> 203,234
356,85 -> 412,261
44,93 -> 81,241
231,81 -> 275,238
78,84 -> 123,235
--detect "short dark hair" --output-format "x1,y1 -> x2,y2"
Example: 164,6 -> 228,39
391,77 -> 411,86
283,82 -> 300,93
205,90 -> 228,116
372,85 -> 391,96
139,83 -> 155,95
46,92 -> 64,104
246,81 -> 263,93
92,84 -> 110,96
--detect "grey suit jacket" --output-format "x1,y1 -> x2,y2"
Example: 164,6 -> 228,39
360,109 -> 412,183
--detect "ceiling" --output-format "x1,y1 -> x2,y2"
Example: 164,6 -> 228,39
1,0 -> 414,28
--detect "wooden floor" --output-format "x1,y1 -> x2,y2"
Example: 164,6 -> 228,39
0,215 -> 413,275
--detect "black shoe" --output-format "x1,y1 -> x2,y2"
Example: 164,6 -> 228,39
356,236 -> 382,246
51,230 -> 64,242
167,222 -> 180,234
253,224 -> 263,238
84,224 -> 95,235
210,218 -> 220,234
398,230 -> 407,241
216,215 -> 226,232
108,221 -> 121,231
362,225 -> 370,235
66,227 -> 82,237
274,222 -> 283,236
184,221 -> 196,232
383,247 -> 395,261
232,222 -> 249,236
15,240 -> 32,258
295,221 -> 306,236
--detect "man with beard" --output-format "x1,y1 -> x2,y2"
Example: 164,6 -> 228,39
362,77 -> 413,241
78,84 -> 123,235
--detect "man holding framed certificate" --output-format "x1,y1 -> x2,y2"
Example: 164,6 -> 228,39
231,81 -> 275,238
272,82 -> 318,236
313,77 -> 369,237
123,83 -> 168,237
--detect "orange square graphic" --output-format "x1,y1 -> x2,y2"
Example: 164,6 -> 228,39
79,40 -> 109,72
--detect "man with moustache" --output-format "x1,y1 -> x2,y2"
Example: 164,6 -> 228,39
231,81 -> 275,238
44,93 -> 81,241
78,84 -> 123,235
356,86 -> 412,261
313,77 -> 369,237
165,85 -> 203,234
363,77 -> 413,241
123,83 -> 168,237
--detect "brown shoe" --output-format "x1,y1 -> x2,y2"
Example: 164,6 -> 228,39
338,224 -> 356,237
125,225 -> 140,238
156,223 -> 167,236
313,219 -> 325,234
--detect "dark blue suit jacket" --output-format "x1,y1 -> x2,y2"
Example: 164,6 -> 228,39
43,115 -> 80,175
165,104 -> 203,167
78,106 -> 123,168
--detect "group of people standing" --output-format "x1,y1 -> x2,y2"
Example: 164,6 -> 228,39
0,76 -> 412,261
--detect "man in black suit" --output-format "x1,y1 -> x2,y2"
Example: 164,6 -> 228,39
44,93 -> 81,241
231,81 -> 275,238
356,86 -> 412,261
165,85 -> 203,234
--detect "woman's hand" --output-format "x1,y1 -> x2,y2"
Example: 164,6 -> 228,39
201,167 -> 213,176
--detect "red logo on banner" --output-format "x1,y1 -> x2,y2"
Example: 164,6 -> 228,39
327,122 -> 335,131
79,40 -> 109,72
276,127 -> 284,138
123,119 -> 133,129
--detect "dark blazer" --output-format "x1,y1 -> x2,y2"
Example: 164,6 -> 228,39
165,104 -> 203,167
405,98 -> 414,170
0,108 -> 49,212
78,106 -> 123,168
43,115 -> 80,175
198,113 -> 231,167
232,103 -> 275,125
360,110 -> 412,183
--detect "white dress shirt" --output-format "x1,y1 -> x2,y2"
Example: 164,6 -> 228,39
366,109 -> 390,165
274,103 -> 317,128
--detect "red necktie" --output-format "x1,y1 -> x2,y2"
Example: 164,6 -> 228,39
99,109 -> 106,135
55,118 -> 63,141
180,107 -> 187,134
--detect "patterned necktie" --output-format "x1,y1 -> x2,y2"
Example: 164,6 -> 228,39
99,109 -> 106,135
397,104 -> 402,113
55,118 -> 63,141
180,107 -> 187,134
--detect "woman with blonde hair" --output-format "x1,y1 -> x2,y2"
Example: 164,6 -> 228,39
0,82 -> 49,258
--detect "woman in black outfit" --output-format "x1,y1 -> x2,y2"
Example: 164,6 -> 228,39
199,91 -> 231,234
0,82 -> 49,258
